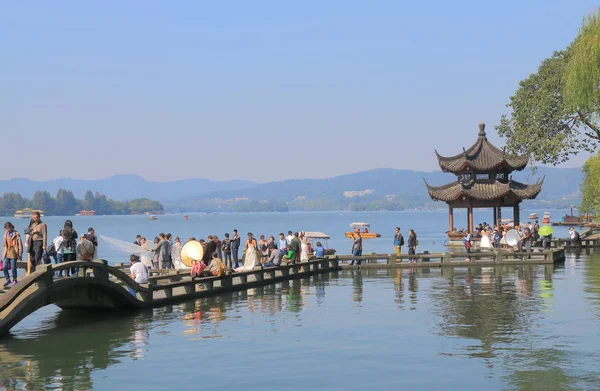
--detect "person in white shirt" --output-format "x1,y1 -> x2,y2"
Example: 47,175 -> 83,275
51,231 -> 64,277
129,254 -> 149,296
286,230 -> 294,244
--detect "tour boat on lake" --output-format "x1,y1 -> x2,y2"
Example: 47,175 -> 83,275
344,222 -> 381,238
14,208 -> 44,219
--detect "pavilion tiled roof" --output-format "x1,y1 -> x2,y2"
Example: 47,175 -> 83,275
424,178 -> 544,202
434,123 -> 529,173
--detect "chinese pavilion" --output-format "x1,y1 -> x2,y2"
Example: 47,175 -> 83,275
424,123 -> 543,233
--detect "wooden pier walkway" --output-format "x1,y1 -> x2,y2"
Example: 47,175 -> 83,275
0,247 -> 565,337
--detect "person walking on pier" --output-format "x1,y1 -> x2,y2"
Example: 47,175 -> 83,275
407,229 -> 417,263
349,232 -> 363,266
2,222 -> 22,287
394,227 -> 404,256
231,229 -> 241,268
25,211 -> 47,274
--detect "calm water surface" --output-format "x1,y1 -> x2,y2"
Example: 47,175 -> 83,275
0,211 -> 597,390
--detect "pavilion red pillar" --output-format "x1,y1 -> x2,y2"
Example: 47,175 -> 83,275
513,204 -> 520,227
468,205 -> 474,233
449,206 -> 454,231
493,207 -> 498,228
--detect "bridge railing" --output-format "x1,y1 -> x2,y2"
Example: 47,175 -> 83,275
43,260 -> 152,304
336,248 -> 563,265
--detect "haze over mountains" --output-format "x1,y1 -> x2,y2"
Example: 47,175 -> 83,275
0,175 -> 255,201
0,167 -> 582,211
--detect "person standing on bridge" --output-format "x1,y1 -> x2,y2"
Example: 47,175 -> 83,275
61,220 -> 78,277
25,211 -> 47,274
2,222 -> 23,287
76,234 -> 95,276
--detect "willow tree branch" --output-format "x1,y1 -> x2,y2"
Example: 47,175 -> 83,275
577,110 -> 600,139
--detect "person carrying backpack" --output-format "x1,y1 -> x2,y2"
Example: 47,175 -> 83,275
394,227 -> 405,256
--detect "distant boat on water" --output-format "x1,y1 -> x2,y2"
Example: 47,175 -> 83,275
76,210 -> 96,216
149,215 -> 158,221
14,208 -> 44,219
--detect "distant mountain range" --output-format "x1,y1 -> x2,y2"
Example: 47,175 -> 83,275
0,167 -> 582,211
0,175 -> 255,201
165,167 -> 583,211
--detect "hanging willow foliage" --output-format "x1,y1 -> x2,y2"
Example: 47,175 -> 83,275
565,8 -> 600,111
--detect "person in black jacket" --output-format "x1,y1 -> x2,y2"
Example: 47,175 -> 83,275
231,230 -> 241,268
202,235 -> 217,266
407,229 -> 417,263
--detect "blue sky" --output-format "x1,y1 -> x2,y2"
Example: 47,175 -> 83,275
1,1 -> 596,182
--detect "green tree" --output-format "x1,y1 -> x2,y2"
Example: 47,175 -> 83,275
54,189 -> 78,216
127,198 -> 163,213
496,50 -> 598,165
82,190 -> 96,210
580,153 -> 600,215
2,193 -> 27,214
565,8 -> 600,114
30,190 -> 55,214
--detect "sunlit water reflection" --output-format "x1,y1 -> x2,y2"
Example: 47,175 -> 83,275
1,249 -> 600,390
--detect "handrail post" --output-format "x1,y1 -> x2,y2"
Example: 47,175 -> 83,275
37,264 -> 54,288
98,260 -> 109,281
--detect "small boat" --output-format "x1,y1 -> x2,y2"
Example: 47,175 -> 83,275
303,231 -> 336,256
528,213 -> 538,220
149,215 -> 158,221
183,215 -> 189,220
344,222 -> 381,239
14,208 -> 45,219
500,218 -> 514,228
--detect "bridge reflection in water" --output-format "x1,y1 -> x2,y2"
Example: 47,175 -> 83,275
0,258 -> 340,338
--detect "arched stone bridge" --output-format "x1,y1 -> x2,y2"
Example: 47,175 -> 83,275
0,258 -> 341,337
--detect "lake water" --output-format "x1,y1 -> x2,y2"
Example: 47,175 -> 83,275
0,210 -> 597,390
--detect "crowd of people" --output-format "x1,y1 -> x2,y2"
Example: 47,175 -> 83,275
1,212 -> 99,287
127,230 -> 329,289
457,220 -> 581,261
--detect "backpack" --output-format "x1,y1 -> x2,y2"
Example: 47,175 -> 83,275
46,243 -> 57,257
222,239 -> 231,252
399,234 -> 405,247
